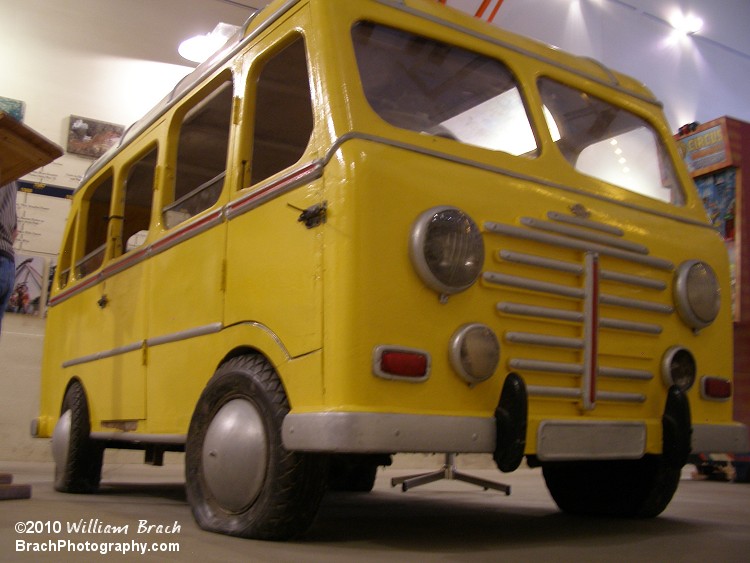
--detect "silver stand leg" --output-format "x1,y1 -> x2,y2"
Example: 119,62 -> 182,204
390,453 -> 510,494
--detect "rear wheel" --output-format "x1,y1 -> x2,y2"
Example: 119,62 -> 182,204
542,455 -> 681,518
185,355 -> 327,540
52,381 -> 104,493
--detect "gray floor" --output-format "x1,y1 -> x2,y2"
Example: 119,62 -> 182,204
2,460 -> 750,562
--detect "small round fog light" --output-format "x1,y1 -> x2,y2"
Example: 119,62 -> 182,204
449,323 -> 500,385
661,346 -> 696,391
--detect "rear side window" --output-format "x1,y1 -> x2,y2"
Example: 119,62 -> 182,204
539,78 -> 683,205
121,146 -> 156,253
164,73 -> 232,228
249,36 -> 314,185
352,22 -> 537,157
77,174 -> 113,277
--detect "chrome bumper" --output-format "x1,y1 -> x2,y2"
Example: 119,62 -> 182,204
282,412 -> 496,453
692,423 -> 750,453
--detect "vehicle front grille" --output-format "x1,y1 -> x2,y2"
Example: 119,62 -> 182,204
483,210 -> 675,411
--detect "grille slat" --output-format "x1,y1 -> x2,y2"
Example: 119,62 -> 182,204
485,210 -> 673,408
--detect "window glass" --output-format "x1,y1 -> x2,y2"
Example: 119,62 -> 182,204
352,22 -> 536,156
121,147 -> 156,254
56,216 -> 76,288
539,78 -> 683,205
250,36 -> 314,185
77,174 -> 113,277
165,74 -> 232,228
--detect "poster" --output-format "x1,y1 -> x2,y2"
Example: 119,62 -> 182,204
5,254 -> 46,317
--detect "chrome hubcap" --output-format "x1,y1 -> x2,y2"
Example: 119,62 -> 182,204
52,410 -> 72,469
202,398 -> 268,512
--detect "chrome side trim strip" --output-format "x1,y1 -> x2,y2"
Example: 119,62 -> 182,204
324,132 -> 713,231
62,341 -> 144,369
225,160 -> 324,220
485,221 -> 674,271
282,412 -> 496,453
522,216 -> 649,255
146,322 -> 223,348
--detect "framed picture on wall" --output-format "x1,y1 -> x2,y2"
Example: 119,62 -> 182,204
67,115 -> 124,158
0,96 -> 26,122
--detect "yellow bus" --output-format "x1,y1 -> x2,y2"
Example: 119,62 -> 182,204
34,0 -> 748,540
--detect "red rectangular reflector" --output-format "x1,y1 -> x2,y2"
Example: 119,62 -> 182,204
380,351 -> 428,378
702,377 -> 732,400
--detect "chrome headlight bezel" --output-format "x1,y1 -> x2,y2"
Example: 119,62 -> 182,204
661,345 -> 697,391
409,206 -> 484,295
674,260 -> 720,330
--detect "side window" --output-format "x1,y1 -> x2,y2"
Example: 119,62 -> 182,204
164,73 -> 232,229
121,147 -> 156,254
77,174 -> 113,277
56,215 -> 76,289
250,36 -> 313,185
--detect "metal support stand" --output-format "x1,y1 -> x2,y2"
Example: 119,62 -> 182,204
390,453 -> 510,494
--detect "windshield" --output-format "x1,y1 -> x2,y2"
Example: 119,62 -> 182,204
352,22 -> 537,157
539,78 -> 683,205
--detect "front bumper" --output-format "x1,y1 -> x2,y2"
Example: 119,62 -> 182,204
692,423 -> 750,453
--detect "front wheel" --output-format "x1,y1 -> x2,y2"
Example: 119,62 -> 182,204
52,381 -> 104,493
542,455 -> 681,518
185,355 -> 328,541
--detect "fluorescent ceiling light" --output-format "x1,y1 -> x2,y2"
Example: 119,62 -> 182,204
179,23 -> 240,64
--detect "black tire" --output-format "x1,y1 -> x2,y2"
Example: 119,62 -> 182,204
185,355 -> 328,541
52,381 -> 104,493
542,455 -> 681,518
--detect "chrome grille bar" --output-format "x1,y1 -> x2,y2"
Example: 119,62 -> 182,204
485,221 -> 674,271
486,209 -> 674,410
522,216 -> 649,255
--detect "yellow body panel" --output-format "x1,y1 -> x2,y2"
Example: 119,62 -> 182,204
37,0 -> 743,461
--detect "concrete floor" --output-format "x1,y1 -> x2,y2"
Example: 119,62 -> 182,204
2,314 -> 750,561
1,461 -> 750,562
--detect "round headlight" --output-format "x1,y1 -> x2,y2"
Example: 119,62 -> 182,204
409,207 -> 484,295
449,323 -> 500,385
674,260 -> 720,330
661,346 -> 696,391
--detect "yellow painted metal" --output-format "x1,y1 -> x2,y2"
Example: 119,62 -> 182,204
37,0 -> 736,460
